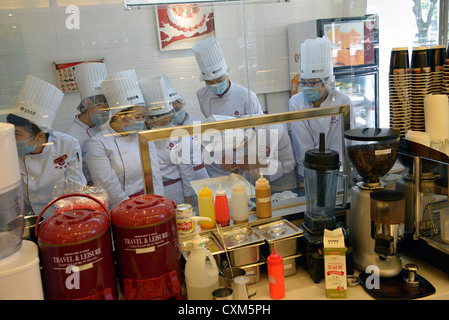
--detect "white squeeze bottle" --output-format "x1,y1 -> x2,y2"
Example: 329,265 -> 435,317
231,182 -> 249,223
185,216 -> 219,300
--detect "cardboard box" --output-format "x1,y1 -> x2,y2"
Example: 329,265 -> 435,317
324,228 -> 347,298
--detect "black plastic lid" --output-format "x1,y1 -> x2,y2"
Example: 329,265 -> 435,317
370,189 -> 405,202
344,128 -> 400,141
303,132 -> 340,170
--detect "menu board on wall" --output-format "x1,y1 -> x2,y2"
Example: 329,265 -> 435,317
54,59 -> 104,93
156,4 -> 215,51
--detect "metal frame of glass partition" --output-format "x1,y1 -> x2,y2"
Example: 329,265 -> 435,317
138,104 -> 351,208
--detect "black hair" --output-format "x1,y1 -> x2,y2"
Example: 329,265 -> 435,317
7,114 -> 43,136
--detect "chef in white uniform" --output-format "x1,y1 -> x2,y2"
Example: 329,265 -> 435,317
192,36 -> 264,119
66,62 -> 110,184
289,37 -> 355,188
85,70 -> 164,209
164,74 -> 209,181
192,37 -> 265,178
6,75 -> 87,217
140,75 -> 196,205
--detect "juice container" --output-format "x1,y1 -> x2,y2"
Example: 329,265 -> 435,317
197,184 -> 216,229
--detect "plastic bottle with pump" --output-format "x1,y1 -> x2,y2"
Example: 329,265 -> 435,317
215,184 -> 230,227
255,173 -> 272,219
185,216 -> 219,300
197,184 -> 215,229
231,182 -> 248,223
267,247 -> 285,299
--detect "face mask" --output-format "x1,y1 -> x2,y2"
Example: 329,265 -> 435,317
16,137 -> 37,156
302,86 -> 324,103
173,108 -> 186,124
123,120 -> 146,133
207,80 -> 228,96
90,108 -> 110,126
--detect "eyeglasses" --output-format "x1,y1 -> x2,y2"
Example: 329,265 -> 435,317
298,80 -> 323,87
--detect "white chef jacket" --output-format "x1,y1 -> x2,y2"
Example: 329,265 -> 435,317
85,125 -> 164,209
196,81 -> 264,119
289,90 -> 354,179
154,133 -> 196,205
197,81 -> 264,178
19,130 -> 87,217
182,113 -> 209,181
66,115 -> 102,183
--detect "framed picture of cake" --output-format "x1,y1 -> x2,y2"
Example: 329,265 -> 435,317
156,4 -> 215,51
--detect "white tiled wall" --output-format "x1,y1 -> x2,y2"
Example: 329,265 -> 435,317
0,0 -> 365,132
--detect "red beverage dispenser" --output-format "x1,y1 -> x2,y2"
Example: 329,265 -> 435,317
35,194 -> 117,300
111,194 -> 184,300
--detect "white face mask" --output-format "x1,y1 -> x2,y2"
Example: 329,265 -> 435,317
206,80 -> 228,96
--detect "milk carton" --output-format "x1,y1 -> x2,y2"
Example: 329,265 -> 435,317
323,228 -> 347,298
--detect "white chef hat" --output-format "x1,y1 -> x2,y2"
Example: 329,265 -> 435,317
162,74 -> 182,103
192,36 -> 228,81
300,37 -> 334,79
74,62 -> 107,100
10,75 -> 63,132
139,75 -> 174,118
74,62 -> 108,112
101,69 -> 145,115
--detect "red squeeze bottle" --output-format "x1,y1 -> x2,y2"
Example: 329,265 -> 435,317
267,247 -> 285,299
215,184 -> 230,227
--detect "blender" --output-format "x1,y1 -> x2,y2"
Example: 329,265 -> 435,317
345,128 -> 402,277
303,132 -> 344,231
299,132 -> 353,283
0,123 -> 44,299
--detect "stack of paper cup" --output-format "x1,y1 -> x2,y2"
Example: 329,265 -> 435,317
424,94 -> 449,142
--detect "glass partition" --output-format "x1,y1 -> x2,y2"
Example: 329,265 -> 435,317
138,104 -> 351,224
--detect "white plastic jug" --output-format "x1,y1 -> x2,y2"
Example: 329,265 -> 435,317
185,217 -> 219,300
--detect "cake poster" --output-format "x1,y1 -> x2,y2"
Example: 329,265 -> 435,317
54,59 -> 103,93
156,4 -> 215,51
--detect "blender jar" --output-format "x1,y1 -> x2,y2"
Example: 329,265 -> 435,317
303,133 -> 341,230
0,123 -> 24,259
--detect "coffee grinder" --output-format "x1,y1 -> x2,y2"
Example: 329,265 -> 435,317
299,133 -> 354,283
345,128 -> 402,277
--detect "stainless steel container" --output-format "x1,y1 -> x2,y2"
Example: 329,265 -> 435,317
180,233 -> 224,265
216,226 -> 264,267
254,219 -> 303,257
283,253 -> 302,277
240,260 -> 264,284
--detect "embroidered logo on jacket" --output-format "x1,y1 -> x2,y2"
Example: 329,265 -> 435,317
54,154 -> 69,169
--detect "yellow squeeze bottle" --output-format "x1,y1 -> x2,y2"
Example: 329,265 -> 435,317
198,184 -> 216,229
